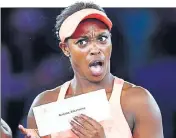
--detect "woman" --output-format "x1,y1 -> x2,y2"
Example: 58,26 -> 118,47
19,2 -> 164,138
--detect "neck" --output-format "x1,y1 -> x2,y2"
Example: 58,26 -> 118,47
70,73 -> 114,96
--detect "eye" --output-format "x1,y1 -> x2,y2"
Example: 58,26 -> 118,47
98,36 -> 108,42
76,39 -> 88,47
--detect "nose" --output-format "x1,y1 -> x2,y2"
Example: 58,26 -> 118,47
90,45 -> 101,56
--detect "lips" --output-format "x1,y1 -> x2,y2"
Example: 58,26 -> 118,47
89,60 -> 104,76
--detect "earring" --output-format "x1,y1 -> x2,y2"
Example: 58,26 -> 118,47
68,53 -> 71,58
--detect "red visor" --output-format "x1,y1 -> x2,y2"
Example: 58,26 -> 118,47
59,8 -> 112,42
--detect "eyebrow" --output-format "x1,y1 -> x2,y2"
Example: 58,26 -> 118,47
78,32 -> 110,39
97,32 -> 110,37
98,32 -> 109,35
77,36 -> 89,40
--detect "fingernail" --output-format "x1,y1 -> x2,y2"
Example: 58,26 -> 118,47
70,122 -> 75,127
80,114 -> 84,116
74,116 -> 78,119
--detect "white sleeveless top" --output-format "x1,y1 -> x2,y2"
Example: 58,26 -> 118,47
51,77 -> 132,138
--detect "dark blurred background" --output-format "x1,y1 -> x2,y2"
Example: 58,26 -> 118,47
1,8 -> 176,138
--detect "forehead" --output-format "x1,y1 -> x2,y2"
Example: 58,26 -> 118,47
71,19 -> 109,39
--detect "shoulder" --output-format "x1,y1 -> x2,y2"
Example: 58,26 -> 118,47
27,85 -> 62,128
122,81 -> 157,106
122,81 -> 149,104
120,81 -> 163,135
121,80 -> 162,125
121,81 -> 160,114
28,86 -> 61,117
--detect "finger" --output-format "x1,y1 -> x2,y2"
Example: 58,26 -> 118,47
27,133 -> 32,138
18,124 -> 28,134
80,114 -> 102,128
70,120 -> 91,137
26,133 -> 38,138
73,116 -> 95,131
24,133 -> 32,138
71,128 -> 85,138
19,125 -> 40,138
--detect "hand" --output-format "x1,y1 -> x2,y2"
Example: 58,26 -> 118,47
18,125 -> 40,138
70,114 -> 106,138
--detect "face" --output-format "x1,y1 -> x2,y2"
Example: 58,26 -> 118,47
60,19 -> 112,82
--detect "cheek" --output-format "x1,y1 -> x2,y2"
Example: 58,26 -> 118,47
69,46 -> 88,66
68,41 -> 85,62
103,44 -> 112,60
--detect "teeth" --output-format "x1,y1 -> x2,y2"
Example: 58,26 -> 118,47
93,62 -> 99,66
90,61 -> 102,67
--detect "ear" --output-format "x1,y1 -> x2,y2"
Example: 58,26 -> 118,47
59,42 -> 70,57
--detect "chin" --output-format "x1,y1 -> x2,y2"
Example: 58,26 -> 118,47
87,74 -> 106,83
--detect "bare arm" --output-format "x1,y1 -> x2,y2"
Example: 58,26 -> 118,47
123,86 -> 164,138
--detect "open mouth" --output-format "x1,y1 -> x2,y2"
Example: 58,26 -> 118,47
89,60 -> 104,76
89,60 -> 103,67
